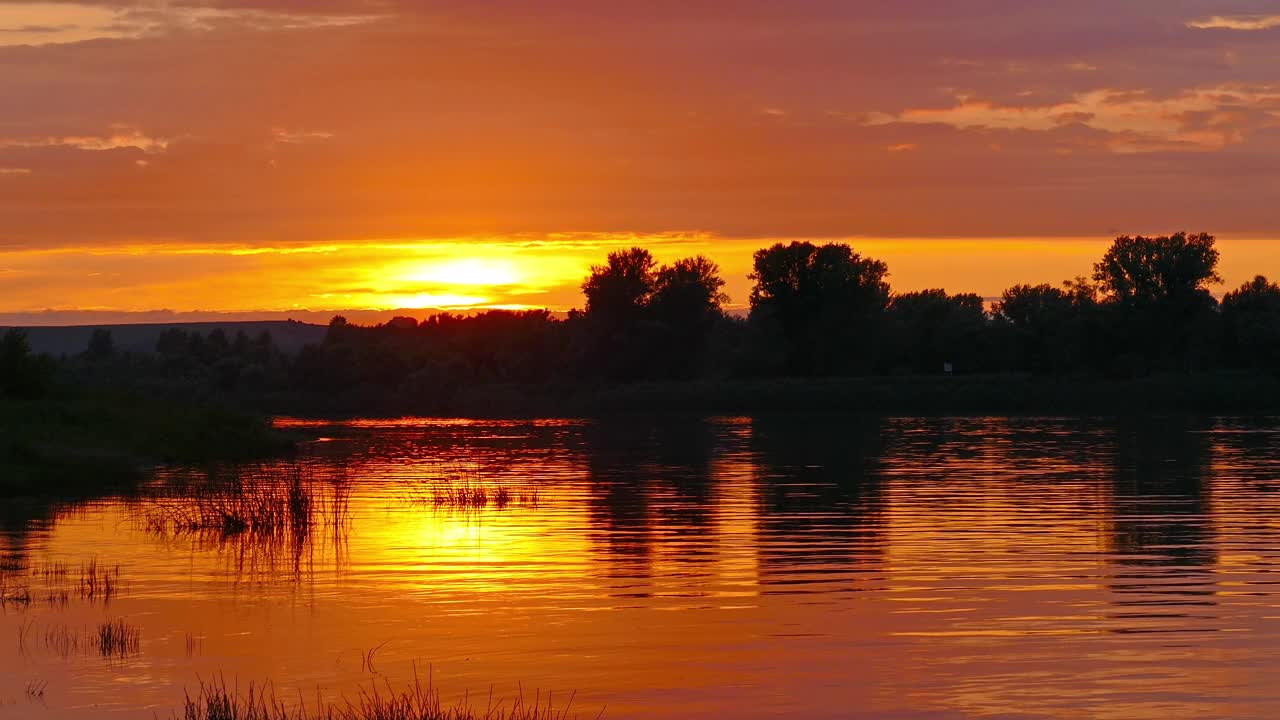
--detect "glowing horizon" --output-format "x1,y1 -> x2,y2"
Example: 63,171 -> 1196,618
3,233 -> 1279,324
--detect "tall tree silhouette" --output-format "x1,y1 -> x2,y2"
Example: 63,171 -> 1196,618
1092,233 -> 1221,374
749,241 -> 889,375
1221,275 -> 1280,370
582,248 -> 657,325
580,247 -> 659,380
650,255 -> 728,378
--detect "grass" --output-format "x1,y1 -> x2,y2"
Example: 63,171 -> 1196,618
96,618 -> 140,658
140,465 -> 351,579
78,558 -> 120,602
1,582 -> 32,609
176,671 -> 594,720
400,470 -> 540,512
0,556 -> 123,609
186,632 -> 204,657
40,623 -> 88,659
24,680 -> 47,703
142,466 -> 345,539
14,619 -> 140,660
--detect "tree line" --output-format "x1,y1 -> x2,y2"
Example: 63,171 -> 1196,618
6,231 -> 1280,405
292,231 -> 1279,394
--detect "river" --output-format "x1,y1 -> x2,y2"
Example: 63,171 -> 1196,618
2,415 -> 1279,718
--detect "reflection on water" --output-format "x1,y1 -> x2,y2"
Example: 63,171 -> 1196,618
4,416 -> 1280,718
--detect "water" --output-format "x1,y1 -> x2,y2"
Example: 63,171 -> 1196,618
3,415 -> 1280,719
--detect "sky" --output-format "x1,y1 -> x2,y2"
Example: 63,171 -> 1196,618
1,0 -> 1279,324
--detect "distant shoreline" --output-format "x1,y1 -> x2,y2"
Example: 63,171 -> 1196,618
257,372 -> 1280,419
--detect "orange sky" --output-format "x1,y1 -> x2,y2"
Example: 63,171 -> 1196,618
2,1 -> 1280,322
3,235 -> 1280,325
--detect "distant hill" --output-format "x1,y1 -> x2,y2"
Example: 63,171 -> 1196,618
4,320 -> 327,357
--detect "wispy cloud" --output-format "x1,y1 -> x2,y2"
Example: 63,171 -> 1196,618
0,126 -> 169,152
272,128 -> 335,144
0,2 -> 382,47
867,85 -> 1280,153
1187,15 -> 1280,31
0,167 -> 32,175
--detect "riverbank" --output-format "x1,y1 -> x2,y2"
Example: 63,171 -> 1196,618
260,371 -> 1280,419
0,387 -> 295,495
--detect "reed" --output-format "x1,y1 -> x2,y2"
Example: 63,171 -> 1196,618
41,623 -> 88,659
78,558 -> 120,602
400,471 -> 541,512
176,671 -> 592,720
24,680 -> 47,703
143,466 -> 347,540
0,580 -> 32,608
96,619 -> 141,658
186,632 -> 204,657
140,466 -> 351,582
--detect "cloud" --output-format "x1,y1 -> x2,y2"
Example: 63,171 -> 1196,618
0,166 -> 31,175
3,0 -> 1280,254
887,143 -> 918,152
868,85 -> 1280,152
0,125 -> 168,152
0,1 -> 382,46
271,128 -> 335,144
1188,15 -> 1280,31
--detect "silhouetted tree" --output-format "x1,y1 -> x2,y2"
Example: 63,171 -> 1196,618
156,328 -> 189,356
1,328 -> 52,398
1092,233 -> 1222,374
1221,275 -> 1280,370
749,241 -> 889,375
649,255 -> 728,378
85,328 -> 115,360
207,328 -> 231,356
1093,232 -> 1221,305
582,247 -> 657,325
580,247 -> 658,380
885,290 -> 987,374
993,281 -> 1097,373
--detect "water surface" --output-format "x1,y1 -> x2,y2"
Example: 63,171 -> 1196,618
3,416 -> 1280,718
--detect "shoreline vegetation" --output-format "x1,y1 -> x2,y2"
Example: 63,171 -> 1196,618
0,388 -> 292,494
5,231 -> 1280,495
259,371 -> 1280,419
177,673 -> 589,720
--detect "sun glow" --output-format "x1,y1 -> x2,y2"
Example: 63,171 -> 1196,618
386,292 -> 495,309
4,234 -> 1279,322
397,258 -> 522,287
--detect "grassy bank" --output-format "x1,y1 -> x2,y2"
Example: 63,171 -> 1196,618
262,371 -> 1280,419
1,387 -> 296,494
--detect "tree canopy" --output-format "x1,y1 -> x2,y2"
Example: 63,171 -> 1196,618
748,241 -> 890,375
1093,232 -> 1221,306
